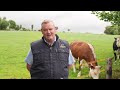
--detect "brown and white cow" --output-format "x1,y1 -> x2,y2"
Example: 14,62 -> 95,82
70,41 -> 101,79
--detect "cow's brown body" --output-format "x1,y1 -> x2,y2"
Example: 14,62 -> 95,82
70,41 -> 97,68
70,41 -> 101,79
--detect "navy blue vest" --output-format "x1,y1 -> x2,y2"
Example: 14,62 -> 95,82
30,35 -> 69,79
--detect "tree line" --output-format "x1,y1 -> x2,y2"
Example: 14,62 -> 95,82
92,11 -> 120,35
0,17 -> 34,31
1,11 -> 120,34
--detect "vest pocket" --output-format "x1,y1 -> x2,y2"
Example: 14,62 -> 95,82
57,49 -> 69,62
32,50 -> 50,63
32,50 -> 43,63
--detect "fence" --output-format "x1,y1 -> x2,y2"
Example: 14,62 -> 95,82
106,57 -> 114,79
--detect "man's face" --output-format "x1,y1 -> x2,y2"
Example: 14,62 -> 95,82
41,22 -> 57,43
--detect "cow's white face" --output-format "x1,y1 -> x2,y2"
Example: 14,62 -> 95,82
116,37 -> 120,47
89,66 -> 101,79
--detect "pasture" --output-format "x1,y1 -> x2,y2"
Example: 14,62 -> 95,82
0,31 -> 120,79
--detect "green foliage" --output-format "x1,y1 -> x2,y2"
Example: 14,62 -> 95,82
8,20 -> 16,29
0,17 -> 9,30
92,11 -> 120,26
92,11 -> 120,35
104,25 -> 120,35
19,25 -> 22,30
15,25 -> 20,30
0,17 -> 30,31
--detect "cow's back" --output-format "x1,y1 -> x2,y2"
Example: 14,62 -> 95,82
70,41 -> 92,60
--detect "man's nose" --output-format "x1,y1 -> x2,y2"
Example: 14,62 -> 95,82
47,30 -> 50,33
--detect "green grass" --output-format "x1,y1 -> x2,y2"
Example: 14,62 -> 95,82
0,31 -> 41,79
0,31 -> 120,79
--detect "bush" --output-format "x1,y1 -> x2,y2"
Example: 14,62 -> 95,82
104,25 -> 119,35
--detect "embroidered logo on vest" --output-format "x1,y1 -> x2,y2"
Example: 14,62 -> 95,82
60,44 -> 66,48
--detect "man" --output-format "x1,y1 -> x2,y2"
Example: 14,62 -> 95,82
25,20 -> 75,79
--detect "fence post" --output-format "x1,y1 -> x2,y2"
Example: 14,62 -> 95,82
106,57 -> 113,79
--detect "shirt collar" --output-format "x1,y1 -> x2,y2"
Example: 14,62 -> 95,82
44,36 -> 56,46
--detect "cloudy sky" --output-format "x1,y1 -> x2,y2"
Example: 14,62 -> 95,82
0,11 -> 111,34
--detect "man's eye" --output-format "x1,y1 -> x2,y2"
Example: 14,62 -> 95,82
49,29 -> 52,30
43,29 -> 47,31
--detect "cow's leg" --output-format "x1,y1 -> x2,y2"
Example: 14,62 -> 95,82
114,53 -> 117,62
80,59 -> 84,68
89,70 -> 91,77
77,59 -> 83,77
74,60 -> 78,70
117,54 -> 119,60
72,63 -> 76,73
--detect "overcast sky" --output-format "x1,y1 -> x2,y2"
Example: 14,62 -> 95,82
0,11 -> 111,34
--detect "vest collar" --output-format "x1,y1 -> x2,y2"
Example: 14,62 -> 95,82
42,34 -> 59,46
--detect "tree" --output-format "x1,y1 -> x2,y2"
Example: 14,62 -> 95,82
104,25 -> 119,35
104,26 -> 114,35
68,29 -> 70,32
15,25 -> 20,30
0,17 -> 9,30
19,25 -> 22,30
92,11 -> 120,34
8,20 -> 16,29
31,24 -> 34,31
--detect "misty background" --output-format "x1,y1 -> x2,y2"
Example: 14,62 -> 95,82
0,11 -> 111,34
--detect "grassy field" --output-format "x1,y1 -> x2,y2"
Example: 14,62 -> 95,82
0,31 -> 120,79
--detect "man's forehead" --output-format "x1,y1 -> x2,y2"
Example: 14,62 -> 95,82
42,22 -> 55,26
42,23 -> 55,28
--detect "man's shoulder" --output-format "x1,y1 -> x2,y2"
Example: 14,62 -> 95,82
31,39 -> 42,46
59,39 -> 69,43
59,39 -> 69,46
